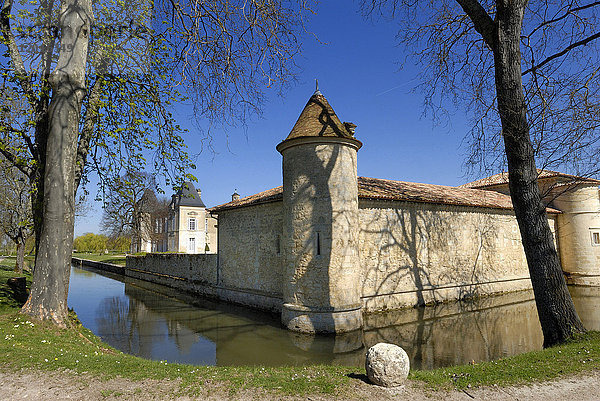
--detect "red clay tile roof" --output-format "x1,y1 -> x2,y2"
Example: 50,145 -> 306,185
210,177 -> 560,213
461,169 -> 600,189
282,92 -> 355,141
211,186 -> 283,212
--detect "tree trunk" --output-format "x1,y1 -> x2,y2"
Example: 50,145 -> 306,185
21,0 -> 92,327
14,237 -> 24,274
493,1 -> 585,347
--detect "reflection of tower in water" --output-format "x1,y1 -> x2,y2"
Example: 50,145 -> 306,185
82,268 -> 595,369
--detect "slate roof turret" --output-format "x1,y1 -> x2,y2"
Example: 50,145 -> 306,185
175,182 -> 206,207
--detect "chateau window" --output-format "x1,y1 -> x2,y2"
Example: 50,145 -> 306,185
205,218 -> 208,232
189,238 -> 196,253
592,231 -> 600,246
188,218 -> 197,231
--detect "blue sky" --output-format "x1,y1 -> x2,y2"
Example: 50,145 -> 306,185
75,2 -> 474,236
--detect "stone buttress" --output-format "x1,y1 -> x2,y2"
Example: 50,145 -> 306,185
276,90 -> 363,333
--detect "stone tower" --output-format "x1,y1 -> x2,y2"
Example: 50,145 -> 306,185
554,183 -> 600,285
276,90 -> 363,333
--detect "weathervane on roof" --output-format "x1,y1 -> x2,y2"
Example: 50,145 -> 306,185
314,79 -> 321,96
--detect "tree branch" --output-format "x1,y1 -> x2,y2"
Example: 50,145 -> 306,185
522,32 -> 600,75
455,0 -> 496,49
0,143 -> 31,177
0,0 -> 38,109
526,1 -> 600,39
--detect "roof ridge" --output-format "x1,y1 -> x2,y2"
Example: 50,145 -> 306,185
462,169 -> 600,189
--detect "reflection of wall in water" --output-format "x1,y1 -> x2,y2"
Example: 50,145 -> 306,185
122,280 -> 363,366
363,291 -> 543,370
569,286 -> 600,330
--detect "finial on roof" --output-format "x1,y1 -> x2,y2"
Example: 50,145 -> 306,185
314,79 -> 321,96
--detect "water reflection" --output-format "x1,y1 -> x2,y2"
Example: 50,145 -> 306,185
68,266 -> 599,369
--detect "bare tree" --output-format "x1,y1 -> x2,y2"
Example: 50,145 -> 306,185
361,0 -> 600,346
0,163 -> 32,273
0,0 -> 314,326
101,171 -> 158,252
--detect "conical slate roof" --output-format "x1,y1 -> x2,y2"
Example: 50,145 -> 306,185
283,92 -> 355,141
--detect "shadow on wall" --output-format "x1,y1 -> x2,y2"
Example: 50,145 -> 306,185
283,142 -> 338,334
360,204 -> 503,308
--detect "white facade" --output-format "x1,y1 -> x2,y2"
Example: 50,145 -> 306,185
167,183 -> 218,254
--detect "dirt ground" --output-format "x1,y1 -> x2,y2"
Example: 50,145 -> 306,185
1,368 -> 600,401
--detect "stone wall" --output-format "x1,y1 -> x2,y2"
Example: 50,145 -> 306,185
358,199 -> 557,312
126,253 -> 218,297
217,202 -> 284,299
126,198 -> 563,323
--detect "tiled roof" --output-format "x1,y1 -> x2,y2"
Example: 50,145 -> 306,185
282,92 -> 355,141
461,169 -> 600,189
211,186 -> 283,212
210,177 -> 560,213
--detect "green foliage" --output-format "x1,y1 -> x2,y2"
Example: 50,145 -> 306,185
73,234 -> 129,254
73,233 -> 108,253
107,236 -> 130,252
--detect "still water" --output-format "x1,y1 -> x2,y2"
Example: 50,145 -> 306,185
67,265 -> 600,370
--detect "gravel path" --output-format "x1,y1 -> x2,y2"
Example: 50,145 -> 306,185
1,368 -> 600,400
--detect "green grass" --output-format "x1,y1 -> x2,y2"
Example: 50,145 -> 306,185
411,331 -> 600,389
0,311 -> 353,395
72,252 -> 127,266
1,261 -> 599,395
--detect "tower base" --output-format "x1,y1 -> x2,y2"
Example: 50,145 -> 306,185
281,303 -> 363,333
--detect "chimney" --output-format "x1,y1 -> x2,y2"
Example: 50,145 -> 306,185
232,190 -> 240,201
343,122 -> 357,136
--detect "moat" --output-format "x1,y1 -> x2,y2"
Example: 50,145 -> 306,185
67,265 -> 600,370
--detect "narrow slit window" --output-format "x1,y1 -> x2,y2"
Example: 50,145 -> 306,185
276,235 -> 281,255
316,232 -> 321,256
592,231 -> 600,246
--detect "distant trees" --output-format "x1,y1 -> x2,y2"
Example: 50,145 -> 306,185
73,233 -> 130,253
73,233 -> 107,253
0,162 -> 33,273
361,0 -> 598,346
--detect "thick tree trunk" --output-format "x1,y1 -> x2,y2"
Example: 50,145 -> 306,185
494,1 -> 585,347
21,0 -> 92,327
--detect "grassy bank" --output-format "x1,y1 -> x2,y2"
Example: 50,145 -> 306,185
72,252 -> 129,266
1,262 -> 599,396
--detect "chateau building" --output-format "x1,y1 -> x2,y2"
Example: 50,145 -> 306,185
167,182 -> 218,254
129,89 -> 600,334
